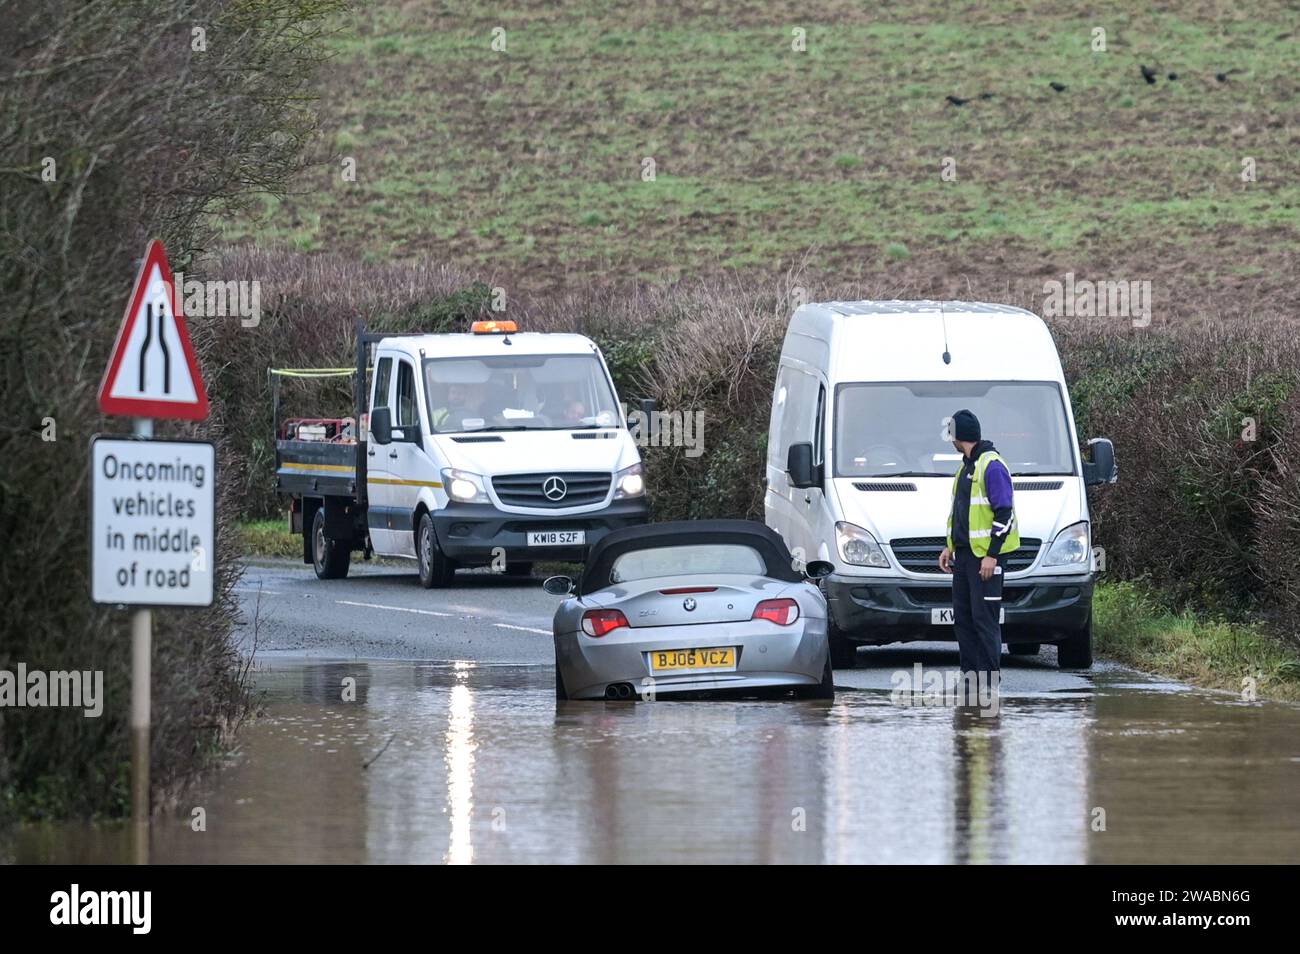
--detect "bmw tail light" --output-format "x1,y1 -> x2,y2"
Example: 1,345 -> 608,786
581,609 -> 629,637
751,598 -> 799,626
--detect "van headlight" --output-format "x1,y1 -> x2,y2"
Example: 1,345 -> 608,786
441,468 -> 489,504
613,462 -> 645,499
835,522 -> 889,568
1044,521 -> 1090,566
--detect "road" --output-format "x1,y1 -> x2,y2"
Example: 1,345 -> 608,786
233,558 -> 1087,693
13,557 -> 1300,864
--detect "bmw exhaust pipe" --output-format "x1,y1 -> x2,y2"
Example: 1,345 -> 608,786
605,683 -> 634,700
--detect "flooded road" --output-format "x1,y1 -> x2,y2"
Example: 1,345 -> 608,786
9,561 -> 1300,864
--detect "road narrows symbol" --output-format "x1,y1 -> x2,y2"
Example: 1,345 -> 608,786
99,239 -> 208,420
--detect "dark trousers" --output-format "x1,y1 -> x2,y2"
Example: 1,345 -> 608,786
952,549 -> 1002,675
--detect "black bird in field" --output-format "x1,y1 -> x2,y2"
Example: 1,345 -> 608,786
1140,64 -> 1158,84
977,92 -> 995,100
1167,72 -> 1178,81
1049,81 -> 1066,92
946,94 -> 970,106
1215,69 -> 1242,83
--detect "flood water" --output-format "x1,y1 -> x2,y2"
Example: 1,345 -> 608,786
8,658 -> 1300,864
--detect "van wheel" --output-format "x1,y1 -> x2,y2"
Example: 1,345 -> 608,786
312,508 -> 351,580
827,613 -> 859,669
417,513 -> 455,588
1057,616 -> 1094,669
1008,643 -> 1041,656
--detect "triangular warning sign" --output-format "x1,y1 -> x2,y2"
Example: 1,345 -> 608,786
99,239 -> 209,420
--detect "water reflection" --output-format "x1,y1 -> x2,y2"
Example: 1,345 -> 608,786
5,660 -> 1299,864
445,668 -> 475,865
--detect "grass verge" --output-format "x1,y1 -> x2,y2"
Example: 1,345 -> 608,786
1094,581 -> 1300,702
239,520 -> 300,559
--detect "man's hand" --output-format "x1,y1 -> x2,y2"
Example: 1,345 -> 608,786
939,547 -> 953,573
979,556 -> 997,581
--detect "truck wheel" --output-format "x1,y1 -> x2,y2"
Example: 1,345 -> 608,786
1057,616 -> 1094,669
312,508 -> 351,580
417,513 -> 455,588
1008,643 -> 1041,656
826,611 -> 859,670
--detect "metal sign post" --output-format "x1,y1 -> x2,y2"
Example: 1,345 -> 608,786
131,416 -> 153,863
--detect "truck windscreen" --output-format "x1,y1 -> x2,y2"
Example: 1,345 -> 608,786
423,353 -> 620,433
834,381 -> 1076,478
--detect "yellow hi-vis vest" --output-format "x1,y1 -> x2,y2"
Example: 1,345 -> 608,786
946,450 -> 1020,558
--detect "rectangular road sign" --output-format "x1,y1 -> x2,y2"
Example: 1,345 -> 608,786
90,437 -> 216,607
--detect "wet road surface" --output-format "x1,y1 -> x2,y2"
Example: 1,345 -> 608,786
9,559 -> 1300,863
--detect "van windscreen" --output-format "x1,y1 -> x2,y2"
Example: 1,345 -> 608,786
834,381 -> 1076,477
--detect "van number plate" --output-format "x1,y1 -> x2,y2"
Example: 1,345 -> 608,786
528,530 -> 585,547
932,607 -> 1005,624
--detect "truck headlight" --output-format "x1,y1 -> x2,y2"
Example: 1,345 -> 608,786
613,462 -> 645,499
835,522 -> 889,568
441,468 -> 489,504
1044,521 -> 1090,566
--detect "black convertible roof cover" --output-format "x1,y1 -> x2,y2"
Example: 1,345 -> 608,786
579,519 -> 802,595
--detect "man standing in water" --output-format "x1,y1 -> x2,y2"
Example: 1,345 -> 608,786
937,409 -> 1018,703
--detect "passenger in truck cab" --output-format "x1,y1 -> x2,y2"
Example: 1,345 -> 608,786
541,383 -> 587,425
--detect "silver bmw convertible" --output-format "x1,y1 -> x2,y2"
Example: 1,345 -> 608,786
544,520 -> 835,701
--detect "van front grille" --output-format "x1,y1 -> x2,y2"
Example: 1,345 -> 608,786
492,471 -> 611,508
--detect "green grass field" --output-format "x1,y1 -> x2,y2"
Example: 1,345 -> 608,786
223,1 -> 1300,300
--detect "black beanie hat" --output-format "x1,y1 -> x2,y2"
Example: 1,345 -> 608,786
951,409 -> 981,442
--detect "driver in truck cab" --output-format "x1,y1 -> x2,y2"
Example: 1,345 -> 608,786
430,381 -> 487,430
938,409 -> 1018,683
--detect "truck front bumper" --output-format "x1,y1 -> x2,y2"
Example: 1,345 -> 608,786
824,573 -> 1093,645
432,498 -> 650,564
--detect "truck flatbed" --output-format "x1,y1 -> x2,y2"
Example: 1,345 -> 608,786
275,439 -> 360,499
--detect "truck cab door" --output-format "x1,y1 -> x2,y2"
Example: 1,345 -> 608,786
366,355 -> 395,554
387,357 -> 432,558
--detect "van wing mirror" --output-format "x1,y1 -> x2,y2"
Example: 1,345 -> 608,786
786,442 -> 818,489
1083,437 -> 1117,486
370,407 -> 393,445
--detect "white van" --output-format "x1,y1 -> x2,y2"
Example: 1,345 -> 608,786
277,321 -> 649,585
764,301 -> 1116,669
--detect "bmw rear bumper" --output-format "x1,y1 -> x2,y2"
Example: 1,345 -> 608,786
432,498 -> 649,563
824,573 -> 1093,645
555,617 -> 829,700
